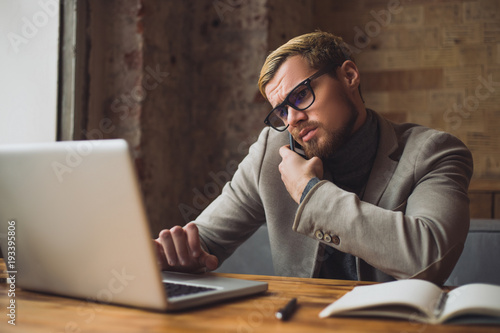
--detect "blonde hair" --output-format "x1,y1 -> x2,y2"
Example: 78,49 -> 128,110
258,31 -> 354,100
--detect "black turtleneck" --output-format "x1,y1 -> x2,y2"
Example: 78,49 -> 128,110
300,109 -> 379,280
325,108 -> 379,194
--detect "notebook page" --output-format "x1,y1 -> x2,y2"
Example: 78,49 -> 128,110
440,283 -> 500,322
320,279 -> 443,319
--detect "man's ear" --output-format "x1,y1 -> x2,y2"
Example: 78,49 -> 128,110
339,60 -> 361,91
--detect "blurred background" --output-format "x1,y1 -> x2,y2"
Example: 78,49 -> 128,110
1,0 -> 499,235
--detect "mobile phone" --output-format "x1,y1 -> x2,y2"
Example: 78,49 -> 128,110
289,133 -> 306,158
289,132 -> 296,152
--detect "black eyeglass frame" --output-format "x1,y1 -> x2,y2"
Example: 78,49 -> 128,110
263,62 -> 339,132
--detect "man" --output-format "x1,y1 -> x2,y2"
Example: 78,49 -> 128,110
154,31 -> 473,284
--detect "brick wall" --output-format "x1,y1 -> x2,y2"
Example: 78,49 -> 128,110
83,0 -> 315,233
139,0 -> 270,233
82,0 -> 500,231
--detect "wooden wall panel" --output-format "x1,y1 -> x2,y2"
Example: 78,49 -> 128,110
314,0 -> 500,213
495,193 -> 500,219
469,192 -> 493,219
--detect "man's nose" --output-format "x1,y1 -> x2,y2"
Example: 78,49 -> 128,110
287,107 -> 307,127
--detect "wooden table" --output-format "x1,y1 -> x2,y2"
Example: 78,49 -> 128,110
0,260 -> 498,333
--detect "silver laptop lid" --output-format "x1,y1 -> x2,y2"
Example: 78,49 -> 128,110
0,139 -> 168,310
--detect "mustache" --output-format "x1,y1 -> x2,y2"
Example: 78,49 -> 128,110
290,121 -> 322,141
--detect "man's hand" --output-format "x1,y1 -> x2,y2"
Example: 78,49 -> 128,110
279,145 -> 323,203
154,222 -> 219,273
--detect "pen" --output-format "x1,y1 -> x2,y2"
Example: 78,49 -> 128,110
275,297 -> 297,321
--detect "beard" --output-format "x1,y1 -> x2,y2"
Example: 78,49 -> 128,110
294,97 -> 359,160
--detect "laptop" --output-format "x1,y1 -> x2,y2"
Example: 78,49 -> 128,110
0,139 -> 267,311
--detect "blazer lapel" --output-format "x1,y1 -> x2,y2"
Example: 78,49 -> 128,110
362,114 -> 400,206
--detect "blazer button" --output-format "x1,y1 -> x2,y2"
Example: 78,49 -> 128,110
331,235 -> 340,245
323,234 -> 332,243
315,230 -> 324,240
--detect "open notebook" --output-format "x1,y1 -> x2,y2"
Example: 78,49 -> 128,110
0,139 -> 267,311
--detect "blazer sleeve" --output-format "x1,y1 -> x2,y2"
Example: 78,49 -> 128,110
292,130 -> 473,285
194,129 -> 269,264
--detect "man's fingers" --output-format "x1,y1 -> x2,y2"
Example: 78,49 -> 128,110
199,252 -> 219,271
185,222 -> 202,257
279,145 -> 291,158
158,229 -> 179,267
187,223 -> 219,271
156,224 -> 217,273
170,226 -> 190,265
153,239 -> 169,270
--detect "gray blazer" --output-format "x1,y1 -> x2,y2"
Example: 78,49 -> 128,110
195,112 -> 473,284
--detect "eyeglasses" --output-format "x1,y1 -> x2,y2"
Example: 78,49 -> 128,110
263,63 -> 338,132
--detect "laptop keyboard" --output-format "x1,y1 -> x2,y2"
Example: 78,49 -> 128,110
163,282 -> 216,298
